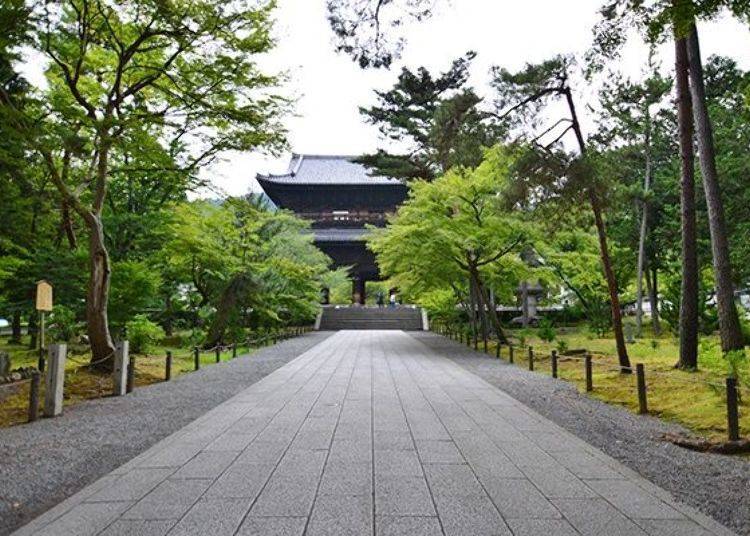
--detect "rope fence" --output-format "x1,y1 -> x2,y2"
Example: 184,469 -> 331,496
0,324 -> 315,427
431,321 -> 745,443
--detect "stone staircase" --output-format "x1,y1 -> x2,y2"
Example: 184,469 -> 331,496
318,306 -> 425,331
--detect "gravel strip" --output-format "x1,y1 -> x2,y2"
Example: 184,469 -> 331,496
412,332 -> 750,536
0,332 -> 332,536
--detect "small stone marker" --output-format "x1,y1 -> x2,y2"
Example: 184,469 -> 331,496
113,341 -> 129,396
44,344 -> 66,417
0,351 -> 10,377
625,324 -> 635,343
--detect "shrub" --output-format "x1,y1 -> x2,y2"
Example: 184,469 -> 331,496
126,315 -> 165,353
516,329 -> 531,348
109,261 -> 162,329
537,318 -> 556,342
48,305 -> 78,342
556,339 -> 569,354
741,318 -> 750,346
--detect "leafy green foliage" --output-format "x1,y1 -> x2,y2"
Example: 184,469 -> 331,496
358,53 -> 502,180
537,318 -> 556,342
320,268 -> 352,305
368,146 -> 542,340
48,305 -> 78,343
126,315 -> 165,354
163,198 -> 332,345
0,0 -> 289,361
109,261 -> 162,330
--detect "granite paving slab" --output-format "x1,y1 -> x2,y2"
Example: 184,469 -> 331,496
11,331 -> 737,536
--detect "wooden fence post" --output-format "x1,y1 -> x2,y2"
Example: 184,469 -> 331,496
495,342 -> 501,359
636,363 -> 647,414
215,347 -> 221,363
43,344 -> 66,417
551,350 -> 558,379
28,370 -> 41,422
113,341 -> 129,396
509,345 -> 514,364
165,351 -> 172,381
584,353 -> 593,392
126,354 -> 135,394
194,346 -> 200,371
528,346 -> 534,371
726,377 -> 740,441
483,334 -> 488,354
232,343 -> 237,358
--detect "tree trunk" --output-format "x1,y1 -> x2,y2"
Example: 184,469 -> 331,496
205,274 -> 251,348
645,264 -> 661,336
675,34 -> 699,370
686,25 -> 744,354
468,266 -> 508,344
61,199 -> 77,250
27,311 -> 37,350
10,312 -> 22,344
590,193 -> 631,371
635,105 -> 652,338
468,275 -> 478,343
87,215 -> 116,368
563,88 -> 631,372
164,294 -> 174,337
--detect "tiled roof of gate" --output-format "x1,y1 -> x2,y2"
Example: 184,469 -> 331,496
311,228 -> 370,242
257,154 -> 401,185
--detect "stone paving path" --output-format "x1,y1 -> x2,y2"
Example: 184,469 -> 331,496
13,331 -> 735,536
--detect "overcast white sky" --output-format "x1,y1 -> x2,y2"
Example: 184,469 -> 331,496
20,1 -> 749,197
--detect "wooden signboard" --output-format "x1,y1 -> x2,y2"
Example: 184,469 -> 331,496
36,280 -> 53,312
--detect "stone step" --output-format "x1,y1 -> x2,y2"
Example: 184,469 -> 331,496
319,307 -> 424,331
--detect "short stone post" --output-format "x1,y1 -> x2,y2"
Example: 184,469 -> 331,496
636,363 -> 647,414
113,341 -> 129,396
28,370 -> 41,422
726,377 -> 740,441
495,342 -> 501,359
528,346 -> 534,371
483,335 -> 488,354
551,350 -> 558,379
215,346 -> 221,363
232,344 -> 237,359
509,345 -> 514,364
126,354 -> 135,394
194,346 -> 200,370
43,344 -> 66,417
165,351 -> 172,381
584,353 -> 593,392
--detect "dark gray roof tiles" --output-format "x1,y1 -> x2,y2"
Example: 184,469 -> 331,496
257,154 -> 401,185
311,228 -> 370,242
